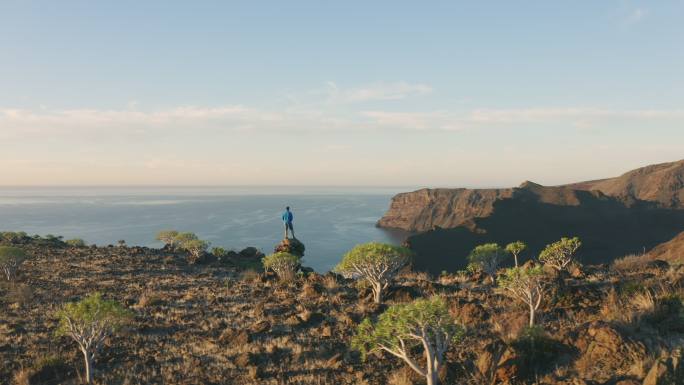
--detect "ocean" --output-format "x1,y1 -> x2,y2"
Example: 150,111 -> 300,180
0,186 -> 412,272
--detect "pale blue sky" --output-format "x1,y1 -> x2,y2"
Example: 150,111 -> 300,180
1,1 -> 682,186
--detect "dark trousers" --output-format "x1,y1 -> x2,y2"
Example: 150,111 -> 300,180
284,222 -> 294,238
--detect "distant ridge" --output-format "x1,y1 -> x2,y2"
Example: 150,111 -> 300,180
378,159 -> 684,232
570,159 -> 684,208
377,159 -> 684,273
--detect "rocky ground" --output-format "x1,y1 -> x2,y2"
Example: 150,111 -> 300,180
1,238 -> 683,385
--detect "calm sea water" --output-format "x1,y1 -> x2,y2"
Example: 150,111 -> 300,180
0,187 -> 412,272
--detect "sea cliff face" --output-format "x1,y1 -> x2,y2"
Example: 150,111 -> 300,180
377,159 -> 684,273
378,160 -> 684,233
376,187 -> 513,232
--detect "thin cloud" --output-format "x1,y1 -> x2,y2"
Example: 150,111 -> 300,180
624,8 -> 647,25
2,105 -> 683,139
325,81 -> 433,103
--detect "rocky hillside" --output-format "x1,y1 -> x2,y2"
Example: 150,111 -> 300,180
571,159 -> 684,208
378,159 -> 684,233
376,187 -> 514,232
377,160 -> 684,272
648,231 -> 684,264
2,238 -> 683,385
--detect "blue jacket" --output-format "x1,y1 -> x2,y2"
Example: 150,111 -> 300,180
282,211 -> 293,223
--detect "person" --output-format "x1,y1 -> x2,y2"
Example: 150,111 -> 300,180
282,206 -> 295,239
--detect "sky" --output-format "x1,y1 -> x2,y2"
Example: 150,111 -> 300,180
1,0 -> 683,187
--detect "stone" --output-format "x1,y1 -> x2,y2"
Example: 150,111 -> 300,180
274,237 -> 306,257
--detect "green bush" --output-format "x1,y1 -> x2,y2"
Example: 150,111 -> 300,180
498,266 -> 546,326
468,243 -> 505,282
505,241 -> 527,267
262,252 -> 301,279
181,239 -> 210,264
0,246 -> 28,281
174,232 -> 198,244
66,238 -> 86,247
55,293 -> 132,384
352,296 -> 464,385
335,242 -> 412,303
0,231 -> 29,244
155,230 -> 179,248
539,237 -> 581,271
212,247 -> 229,258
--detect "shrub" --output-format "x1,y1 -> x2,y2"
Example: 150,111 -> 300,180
352,296 -> 464,385
65,238 -> 86,247
262,252 -> 301,279
468,243 -> 505,282
498,266 -> 546,326
505,241 -> 527,267
155,230 -> 179,248
511,325 -> 563,375
181,239 -> 210,264
174,232 -> 198,245
335,242 -> 412,303
539,237 -> 581,271
0,246 -> 28,281
212,247 -> 229,259
0,231 -> 28,244
55,293 -> 132,384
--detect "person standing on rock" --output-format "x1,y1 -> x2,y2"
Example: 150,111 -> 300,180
282,206 -> 295,239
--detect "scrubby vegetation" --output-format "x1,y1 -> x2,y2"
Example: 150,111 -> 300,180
498,266 -> 545,326
468,243 -> 505,283
55,293 -> 132,383
0,233 -> 682,384
262,252 -> 301,280
352,296 -> 464,385
539,237 -> 581,272
0,246 -> 28,281
335,242 -> 412,304
505,241 -> 527,268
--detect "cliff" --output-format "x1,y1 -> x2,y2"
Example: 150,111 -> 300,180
376,187 -> 514,232
378,159 -> 684,232
377,159 -> 684,273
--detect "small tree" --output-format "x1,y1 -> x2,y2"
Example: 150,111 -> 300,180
155,230 -> 179,248
468,243 -> 505,282
212,247 -> 228,259
0,246 -> 28,281
181,239 -> 210,263
539,237 -> 581,271
505,241 -> 527,267
55,293 -> 132,384
498,266 -> 546,326
335,242 -> 412,304
262,252 -> 301,279
66,238 -> 86,247
174,232 -> 198,244
352,296 -> 464,385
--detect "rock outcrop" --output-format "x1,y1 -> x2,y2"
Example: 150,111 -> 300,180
571,159 -> 684,208
378,160 -> 684,233
647,231 -> 684,264
377,160 -> 684,273
376,187 -> 514,232
274,237 -> 306,257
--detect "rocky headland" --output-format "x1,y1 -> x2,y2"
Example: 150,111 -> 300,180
378,160 -> 684,273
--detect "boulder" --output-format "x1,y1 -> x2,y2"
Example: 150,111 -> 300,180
239,247 -> 265,259
274,237 -> 306,257
574,321 -> 646,377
